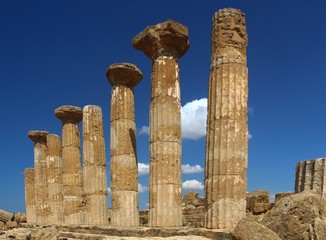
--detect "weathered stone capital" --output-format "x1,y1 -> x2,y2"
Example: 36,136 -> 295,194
106,63 -> 143,88
213,8 -> 247,50
28,130 -> 49,143
54,105 -> 83,123
132,19 -> 189,59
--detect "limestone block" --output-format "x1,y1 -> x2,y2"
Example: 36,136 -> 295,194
0,209 -> 13,223
84,194 -> 108,226
274,192 -> 294,203
246,190 -> 271,215
262,191 -> 326,240
111,191 -> 139,227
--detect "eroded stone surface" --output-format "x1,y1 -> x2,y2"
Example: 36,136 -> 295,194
55,105 -> 84,225
46,134 -> 63,225
107,63 -> 143,87
54,105 -> 82,123
262,191 -> 326,240
295,158 -> 326,199
246,190 -> 271,215
107,63 -> 142,227
132,19 -> 189,59
232,217 -> 281,240
205,8 -> 248,230
83,105 -> 108,226
28,130 -> 49,224
24,168 -> 36,223
132,19 -> 189,227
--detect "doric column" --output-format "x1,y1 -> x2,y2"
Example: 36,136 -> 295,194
55,105 -> 84,225
295,158 -> 326,199
28,130 -> 49,224
83,105 -> 108,226
204,8 -> 248,230
132,19 -> 189,227
24,168 -> 36,223
106,63 -> 142,227
46,134 -> 64,224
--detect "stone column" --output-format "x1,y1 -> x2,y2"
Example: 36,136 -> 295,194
106,63 -> 142,227
132,20 -> 189,227
83,105 -> 108,226
28,130 -> 49,224
295,158 -> 326,199
46,134 -> 64,224
55,105 -> 84,225
204,8 -> 248,230
24,168 -> 36,223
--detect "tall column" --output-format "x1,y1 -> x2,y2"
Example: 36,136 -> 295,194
46,134 -> 64,224
55,105 -> 84,225
106,63 -> 142,227
132,19 -> 189,227
204,8 -> 248,230
28,130 -> 49,224
83,105 -> 108,226
24,168 -> 36,223
295,158 -> 326,199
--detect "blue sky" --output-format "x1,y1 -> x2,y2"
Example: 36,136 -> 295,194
1,0 -> 326,212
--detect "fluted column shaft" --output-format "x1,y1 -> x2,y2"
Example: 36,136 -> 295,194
46,134 -> 63,224
55,105 -> 84,225
149,56 -> 182,227
132,19 -> 189,227
295,158 -> 326,199
107,63 -> 142,227
28,130 -> 49,224
205,8 -> 248,230
83,105 -> 108,226
24,168 -> 36,223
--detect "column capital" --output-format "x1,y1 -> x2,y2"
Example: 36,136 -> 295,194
28,130 -> 49,143
106,63 -> 143,88
54,105 -> 82,123
132,19 -> 189,60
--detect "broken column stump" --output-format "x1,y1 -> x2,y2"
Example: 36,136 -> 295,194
295,158 -> 326,199
24,168 -> 36,223
83,105 -> 108,226
46,134 -> 64,225
204,8 -> 249,230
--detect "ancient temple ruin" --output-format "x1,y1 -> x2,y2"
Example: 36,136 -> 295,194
25,7 -> 249,231
204,8 -> 248,230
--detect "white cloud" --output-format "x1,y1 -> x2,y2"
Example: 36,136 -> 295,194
138,183 -> 148,193
248,132 -> 253,139
182,179 -> 204,190
181,98 -> 207,140
138,163 -> 150,175
138,98 -> 253,141
107,187 -> 111,193
182,164 -> 204,174
139,126 -> 149,135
